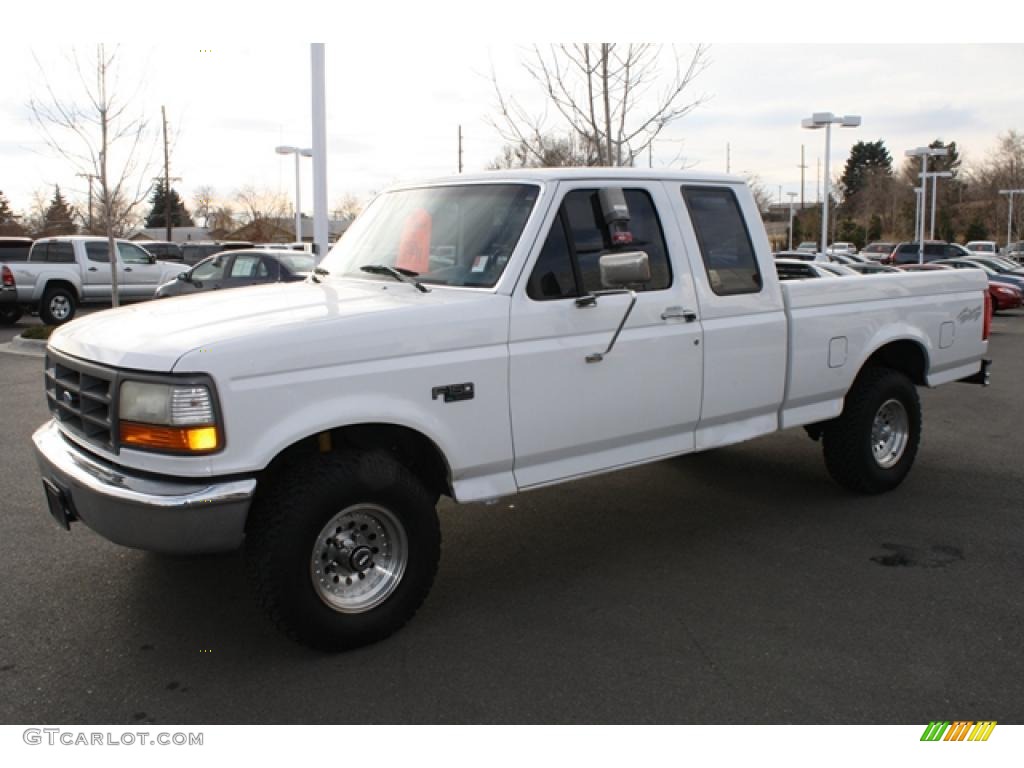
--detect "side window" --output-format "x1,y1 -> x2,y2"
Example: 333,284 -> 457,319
526,214 -> 578,301
526,188 -> 672,301
681,186 -> 762,296
86,242 -> 110,263
192,256 -> 228,282
51,243 -> 75,263
229,254 -> 268,279
118,242 -> 151,264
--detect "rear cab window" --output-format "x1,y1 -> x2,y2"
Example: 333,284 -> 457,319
681,186 -> 762,296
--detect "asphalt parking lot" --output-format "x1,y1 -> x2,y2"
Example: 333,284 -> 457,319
1,310 -> 1022,725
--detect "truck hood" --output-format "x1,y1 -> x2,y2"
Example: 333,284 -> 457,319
48,278 -> 486,372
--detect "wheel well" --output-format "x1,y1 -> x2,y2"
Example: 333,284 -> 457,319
862,340 -> 927,386
42,280 -> 79,300
265,423 -> 453,499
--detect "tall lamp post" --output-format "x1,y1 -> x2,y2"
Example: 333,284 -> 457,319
786,192 -> 798,250
801,112 -> 861,256
905,146 -> 948,263
999,189 -> 1024,249
275,145 -> 313,243
925,171 -> 953,240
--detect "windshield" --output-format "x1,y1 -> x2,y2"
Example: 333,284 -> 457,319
320,183 -> 539,288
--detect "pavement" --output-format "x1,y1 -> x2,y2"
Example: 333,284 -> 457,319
1,312 -> 1022,724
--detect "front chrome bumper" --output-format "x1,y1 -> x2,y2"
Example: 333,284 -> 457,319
32,420 -> 256,553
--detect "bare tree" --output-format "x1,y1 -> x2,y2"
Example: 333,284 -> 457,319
491,43 -> 710,167
28,45 -> 155,307
192,185 -> 216,228
331,193 -> 365,223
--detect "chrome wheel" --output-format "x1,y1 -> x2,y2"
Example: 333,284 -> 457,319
871,398 -> 909,469
310,503 -> 408,614
49,295 -> 71,321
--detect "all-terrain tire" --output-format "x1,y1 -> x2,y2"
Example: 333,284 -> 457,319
244,450 -> 441,651
822,367 -> 921,494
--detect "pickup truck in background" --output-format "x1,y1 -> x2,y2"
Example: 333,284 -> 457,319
0,236 -> 189,325
32,169 -> 991,651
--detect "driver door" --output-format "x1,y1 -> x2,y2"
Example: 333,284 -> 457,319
508,181 -> 704,489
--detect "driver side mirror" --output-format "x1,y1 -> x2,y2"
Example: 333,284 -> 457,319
148,254 -> 157,264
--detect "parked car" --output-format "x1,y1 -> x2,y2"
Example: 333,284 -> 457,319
156,249 -> 314,298
0,236 -> 33,262
826,241 -> 858,256
774,258 -> 846,280
136,240 -> 183,261
32,168 -> 991,651
0,236 -> 188,324
829,252 -> 869,265
965,240 -> 999,257
774,250 -> 817,262
1004,241 -> 1024,263
795,241 -> 818,253
884,241 -> 964,265
988,281 -> 1023,313
860,242 -> 895,261
847,263 -> 901,275
180,240 -> 255,266
964,256 -> 1024,276
934,258 -> 1024,294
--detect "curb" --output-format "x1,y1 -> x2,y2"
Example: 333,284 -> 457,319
0,334 -> 47,358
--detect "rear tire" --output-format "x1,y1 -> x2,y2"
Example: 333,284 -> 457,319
0,308 -> 22,325
39,287 -> 76,325
822,367 -> 921,494
244,450 -> 441,651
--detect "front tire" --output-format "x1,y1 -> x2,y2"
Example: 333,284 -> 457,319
244,451 -> 441,651
822,367 -> 921,494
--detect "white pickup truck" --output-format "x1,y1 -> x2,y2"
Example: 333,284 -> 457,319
0,236 -> 188,325
32,169 -> 991,651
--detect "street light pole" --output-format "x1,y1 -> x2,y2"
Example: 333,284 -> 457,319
802,112 -> 861,256
786,192 -> 798,251
926,171 -> 953,240
999,189 -> 1024,248
275,145 -> 313,243
905,147 -> 948,264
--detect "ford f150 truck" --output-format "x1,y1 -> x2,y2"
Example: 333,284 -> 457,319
0,236 -> 188,325
32,169 -> 991,651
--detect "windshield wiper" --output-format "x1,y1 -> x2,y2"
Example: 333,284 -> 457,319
360,264 -> 430,293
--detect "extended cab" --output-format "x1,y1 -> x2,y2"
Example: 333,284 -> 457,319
0,236 -> 188,325
33,170 -> 991,650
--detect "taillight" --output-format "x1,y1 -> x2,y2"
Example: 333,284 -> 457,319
983,290 -> 992,340
1,265 -> 13,287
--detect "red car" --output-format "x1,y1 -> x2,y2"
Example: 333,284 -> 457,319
989,281 -> 1023,313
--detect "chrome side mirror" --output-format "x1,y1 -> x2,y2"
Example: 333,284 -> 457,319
599,251 -> 651,287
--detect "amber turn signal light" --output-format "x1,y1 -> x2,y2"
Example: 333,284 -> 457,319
120,422 -> 221,453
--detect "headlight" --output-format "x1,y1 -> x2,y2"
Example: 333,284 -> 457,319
119,381 -> 221,454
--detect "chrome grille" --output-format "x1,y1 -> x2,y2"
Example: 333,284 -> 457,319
44,354 -> 116,451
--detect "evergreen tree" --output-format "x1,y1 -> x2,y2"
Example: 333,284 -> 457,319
840,140 -> 893,200
39,185 -> 77,236
0,190 -> 27,235
144,180 -> 194,229
965,219 -> 988,241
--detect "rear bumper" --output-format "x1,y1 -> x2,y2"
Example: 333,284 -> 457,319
32,420 -> 256,553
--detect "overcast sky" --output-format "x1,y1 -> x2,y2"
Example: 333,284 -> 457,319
2,33 -> 1021,219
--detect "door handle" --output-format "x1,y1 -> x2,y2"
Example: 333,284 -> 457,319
124,267 -> 133,272
661,306 -> 697,322
88,267 -> 97,272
